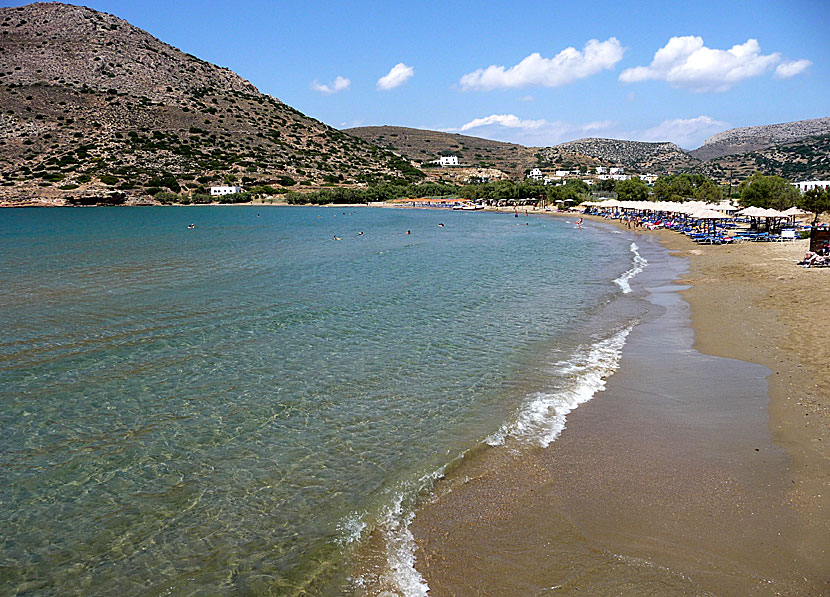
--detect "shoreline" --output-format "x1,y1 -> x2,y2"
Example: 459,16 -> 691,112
657,227 -> 829,567
402,215 -> 828,595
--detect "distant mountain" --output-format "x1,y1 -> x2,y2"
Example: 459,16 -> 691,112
692,133 -> 830,183
348,124 -> 830,184
344,126 -> 536,176
544,138 -> 699,173
0,2 -> 421,204
344,127 -> 683,176
690,117 -> 830,161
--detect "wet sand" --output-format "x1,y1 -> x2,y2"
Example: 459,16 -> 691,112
408,226 -> 828,595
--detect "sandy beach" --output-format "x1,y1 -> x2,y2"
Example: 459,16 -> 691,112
403,219 -> 828,595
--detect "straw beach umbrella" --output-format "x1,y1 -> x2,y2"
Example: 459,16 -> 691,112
691,207 -> 732,234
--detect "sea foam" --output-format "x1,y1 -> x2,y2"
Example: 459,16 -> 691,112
487,325 -> 633,448
614,242 -> 648,294
345,466 -> 447,596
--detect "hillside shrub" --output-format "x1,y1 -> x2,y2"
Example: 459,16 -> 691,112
153,191 -> 179,204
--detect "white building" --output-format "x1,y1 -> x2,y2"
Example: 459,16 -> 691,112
794,180 -> 830,193
555,170 -> 571,177
438,156 -> 458,167
527,167 -> 543,180
595,166 -> 607,174
609,167 -> 624,175
210,185 -> 243,196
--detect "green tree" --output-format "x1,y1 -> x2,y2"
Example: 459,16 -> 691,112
653,173 -> 712,201
615,177 -> 649,202
799,187 -> 830,225
739,173 -> 799,210
694,180 -> 724,203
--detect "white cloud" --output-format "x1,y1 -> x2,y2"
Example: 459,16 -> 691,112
582,120 -> 616,132
448,114 -> 622,146
310,75 -> 350,94
458,38 -> 624,91
641,115 -> 729,148
619,36 -> 809,92
519,95 -> 534,102
377,63 -> 414,90
774,59 -> 812,79
459,114 -> 547,131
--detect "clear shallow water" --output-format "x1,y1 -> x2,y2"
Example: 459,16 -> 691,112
0,206 -> 636,594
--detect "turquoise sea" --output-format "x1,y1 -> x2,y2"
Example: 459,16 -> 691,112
0,206 -> 643,594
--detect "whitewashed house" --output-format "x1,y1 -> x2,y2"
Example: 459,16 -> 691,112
527,167 -> 543,180
794,180 -> 830,193
609,167 -> 624,175
438,156 -> 459,167
209,185 -> 243,196
595,166 -> 607,174
555,170 -> 570,177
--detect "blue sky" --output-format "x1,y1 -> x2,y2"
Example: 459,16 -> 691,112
9,0 -> 829,148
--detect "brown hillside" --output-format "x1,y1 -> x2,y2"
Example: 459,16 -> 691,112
0,3 -> 422,205
344,126 -> 538,176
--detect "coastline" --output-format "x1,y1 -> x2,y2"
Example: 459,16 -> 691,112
403,216 -> 828,595
657,228 -> 829,571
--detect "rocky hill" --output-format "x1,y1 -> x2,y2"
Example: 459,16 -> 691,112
542,138 -> 699,173
691,117 -> 830,161
691,133 -> 830,183
343,126 -> 538,176
0,3 -> 422,205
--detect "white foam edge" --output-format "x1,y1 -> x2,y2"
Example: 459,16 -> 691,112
614,242 -> 648,294
486,325 -> 633,448
342,465 -> 448,596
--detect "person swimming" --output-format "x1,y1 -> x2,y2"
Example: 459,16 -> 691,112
333,235 -> 341,241
438,223 -> 444,227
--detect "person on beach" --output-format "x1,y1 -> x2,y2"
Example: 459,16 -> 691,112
800,246 -> 829,267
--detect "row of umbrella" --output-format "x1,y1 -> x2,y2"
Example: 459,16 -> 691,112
735,205 -> 806,218
582,199 -> 807,220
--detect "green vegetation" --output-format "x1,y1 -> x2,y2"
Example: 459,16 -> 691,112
653,173 -> 723,202
799,187 -> 830,225
614,177 -> 650,202
739,173 -> 799,210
